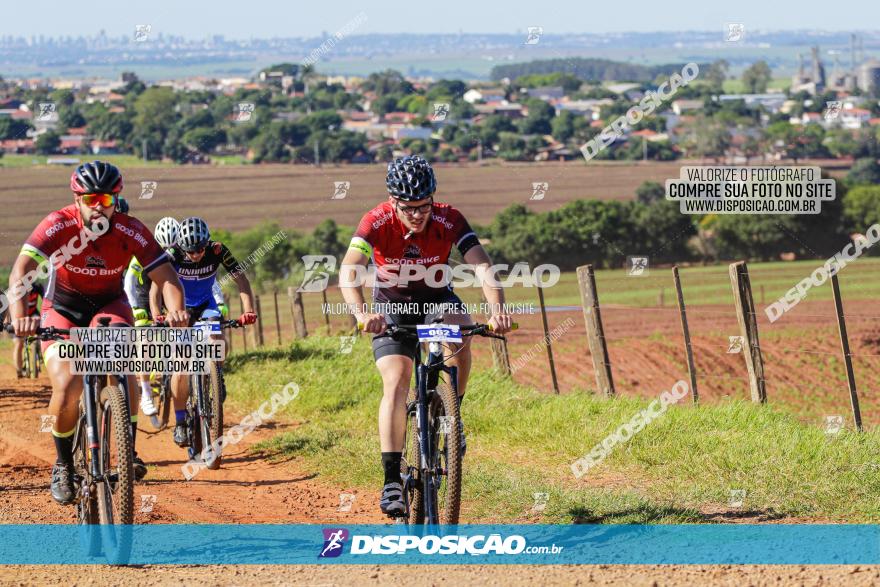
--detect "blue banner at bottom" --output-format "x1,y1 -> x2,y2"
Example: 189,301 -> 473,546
0,524 -> 877,565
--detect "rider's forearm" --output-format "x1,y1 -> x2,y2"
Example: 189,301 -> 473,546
7,256 -> 38,322
160,280 -> 186,313
233,274 -> 254,313
340,281 -> 366,319
480,268 -> 506,315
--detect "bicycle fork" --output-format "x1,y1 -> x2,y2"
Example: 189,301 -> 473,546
82,374 -> 103,481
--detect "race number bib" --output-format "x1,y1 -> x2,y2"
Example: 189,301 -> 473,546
416,324 -> 462,343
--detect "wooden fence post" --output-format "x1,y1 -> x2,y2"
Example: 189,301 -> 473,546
728,261 -> 766,403
239,297 -> 248,352
830,273 -> 863,431
255,295 -> 265,347
672,266 -> 698,402
321,289 -> 331,334
288,287 -> 308,339
537,287 -> 560,394
273,289 -> 282,345
576,264 -> 615,397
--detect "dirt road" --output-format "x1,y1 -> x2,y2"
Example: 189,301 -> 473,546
0,365 -> 874,586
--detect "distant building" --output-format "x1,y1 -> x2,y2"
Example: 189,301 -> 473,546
671,99 -> 703,115
523,86 -> 564,101
791,47 -> 826,95
858,60 -> 880,95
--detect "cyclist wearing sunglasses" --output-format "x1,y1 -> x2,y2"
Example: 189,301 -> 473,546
7,160 -> 189,504
150,216 -> 256,449
340,155 -> 513,516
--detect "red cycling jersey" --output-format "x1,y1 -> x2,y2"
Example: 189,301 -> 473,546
351,201 -> 480,302
22,204 -> 168,309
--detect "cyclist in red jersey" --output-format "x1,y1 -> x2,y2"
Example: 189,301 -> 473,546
340,155 -> 513,516
12,282 -> 43,378
6,160 -> 189,505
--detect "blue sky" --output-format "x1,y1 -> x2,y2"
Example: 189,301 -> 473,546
4,0 -> 877,38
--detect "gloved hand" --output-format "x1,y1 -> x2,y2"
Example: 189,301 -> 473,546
239,312 -> 258,325
218,304 -> 229,320
133,307 -> 150,327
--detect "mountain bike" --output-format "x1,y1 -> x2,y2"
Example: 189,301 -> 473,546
147,371 -> 172,431
160,318 -> 241,470
6,318 -> 134,563
372,320 -> 512,525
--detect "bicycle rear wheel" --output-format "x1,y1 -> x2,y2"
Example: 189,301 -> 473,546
96,383 -> 134,563
429,382 -> 462,524
22,342 -> 32,378
31,340 -> 41,378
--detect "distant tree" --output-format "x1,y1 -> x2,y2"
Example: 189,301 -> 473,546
705,60 -> 729,93
35,131 -> 61,155
0,117 -> 32,140
843,185 -> 880,230
518,99 -> 554,135
741,61 -> 772,93
636,181 -> 665,204
848,157 -> 880,185
183,127 -> 226,154
551,110 -> 576,142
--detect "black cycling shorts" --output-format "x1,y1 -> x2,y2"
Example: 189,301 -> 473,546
371,293 -> 473,361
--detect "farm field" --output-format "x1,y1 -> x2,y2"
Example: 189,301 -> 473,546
0,160 -> 848,264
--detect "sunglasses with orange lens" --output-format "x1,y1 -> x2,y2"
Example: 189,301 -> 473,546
81,193 -> 116,208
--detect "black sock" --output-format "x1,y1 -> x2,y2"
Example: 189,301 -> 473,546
53,433 -> 74,466
381,452 -> 402,485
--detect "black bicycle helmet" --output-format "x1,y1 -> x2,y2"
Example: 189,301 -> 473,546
70,160 -> 124,194
116,196 -> 129,214
178,217 -> 211,252
385,155 -> 436,201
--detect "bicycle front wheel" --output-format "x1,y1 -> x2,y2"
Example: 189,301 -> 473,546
96,384 -> 134,525
402,389 -> 424,525
429,382 -> 462,525
199,362 -> 224,470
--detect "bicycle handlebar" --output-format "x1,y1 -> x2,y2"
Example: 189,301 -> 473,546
153,319 -> 244,329
4,323 -> 70,340
358,321 -> 518,340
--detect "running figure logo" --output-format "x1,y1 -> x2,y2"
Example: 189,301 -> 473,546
332,181 -> 350,200
37,103 -> 57,122
319,528 -> 349,558
627,256 -> 649,276
530,182 -> 549,201
297,255 -> 337,292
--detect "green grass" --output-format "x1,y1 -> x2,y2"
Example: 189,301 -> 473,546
224,336 -> 880,523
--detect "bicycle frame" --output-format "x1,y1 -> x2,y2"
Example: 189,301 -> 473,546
410,339 -> 459,525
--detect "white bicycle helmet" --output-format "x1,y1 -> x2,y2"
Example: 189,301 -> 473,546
178,217 -> 211,252
154,217 -> 181,250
